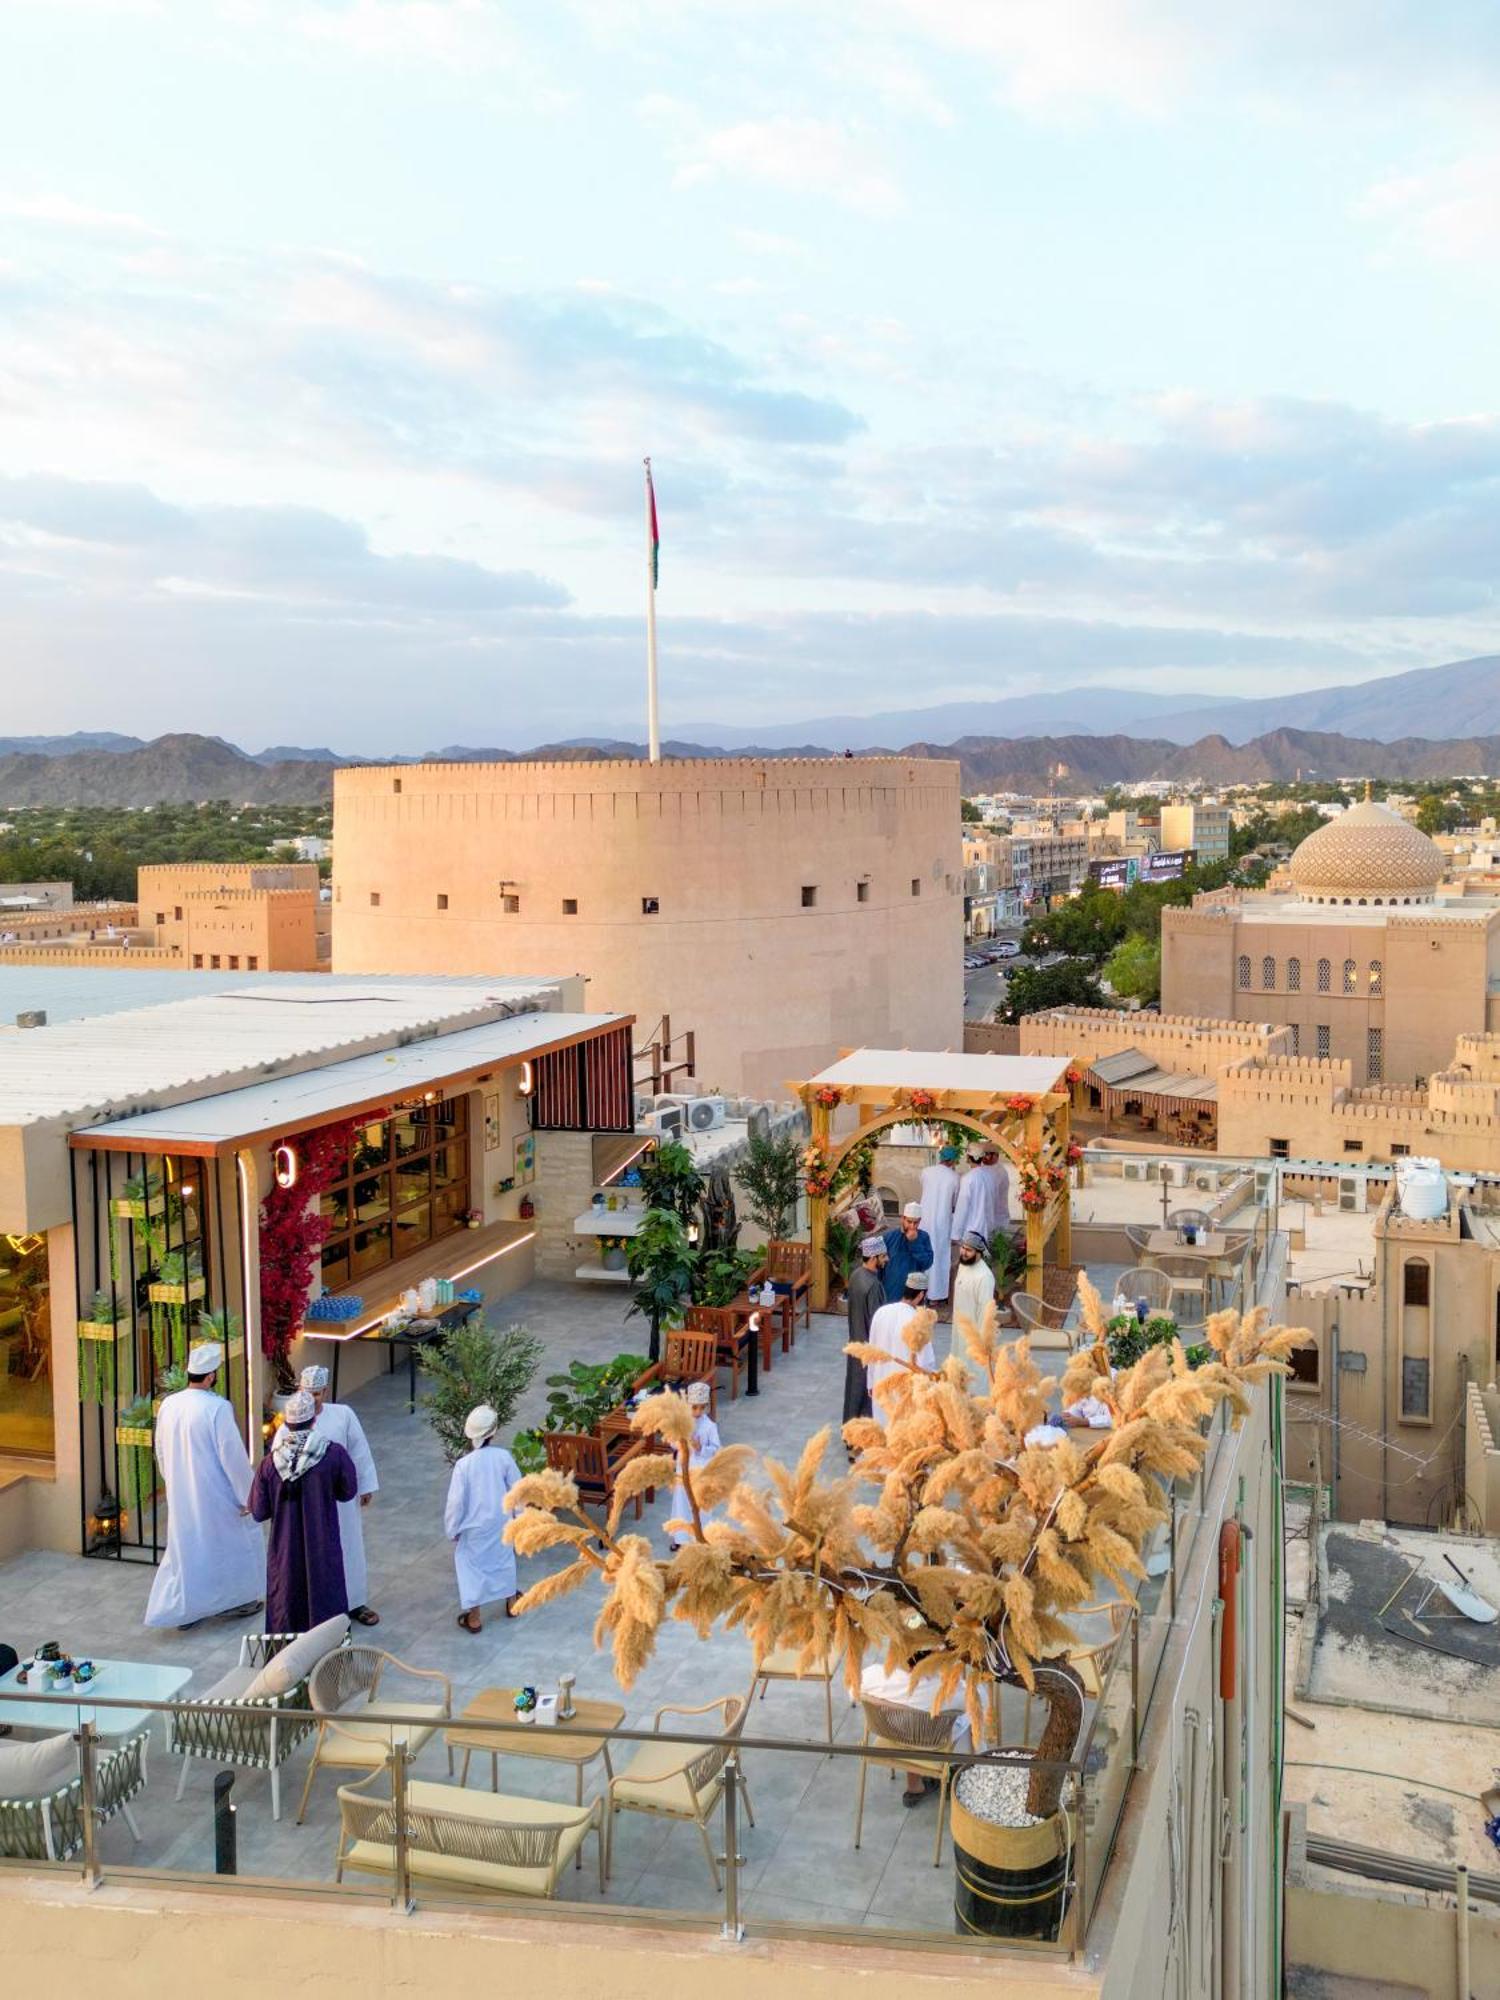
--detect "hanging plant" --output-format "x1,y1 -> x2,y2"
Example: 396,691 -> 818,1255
1003,1094 -> 1035,1119
1014,1147 -> 1067,1214
799,1140 -> 835,1201
259,1118 -> 358,1393
812,1084 -> 844,1111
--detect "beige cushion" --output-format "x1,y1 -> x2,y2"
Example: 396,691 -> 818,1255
200,1664 -> 260,1703
322,1700 -> 444,1766
609,1739 -> 719,1816
757,1646 -> 839,1678
248,1615 -> 349,1698
341,1783 -> 593,1897
0,1732 -> 77,1801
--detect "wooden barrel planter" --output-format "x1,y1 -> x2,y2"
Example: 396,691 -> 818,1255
951,1763 -> 1072,1941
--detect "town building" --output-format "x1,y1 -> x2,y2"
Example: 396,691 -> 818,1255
1162,797 -> 1500,1085
1159,798 -> 1231,864
0,863 -> 328,973
961,830 -> 1021,935
0,971 -> 633,1557
331,758 -> 963,1098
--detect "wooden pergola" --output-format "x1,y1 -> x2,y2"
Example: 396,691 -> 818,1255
794,1049 -> 1075,1310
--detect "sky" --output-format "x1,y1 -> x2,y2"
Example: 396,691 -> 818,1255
3,0 -> 1500,752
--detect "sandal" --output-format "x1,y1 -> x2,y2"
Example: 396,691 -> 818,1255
457,1611 -> 482,1633
504,1596 -> 520,1619
350,1606 -> 381,1626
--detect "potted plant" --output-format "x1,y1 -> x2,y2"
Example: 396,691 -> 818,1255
824,1216 -> 861,1306
506,1277 -> 1307,1940
734,1129 -> 802,1239
638,1140 -> 704,1225
625,1209 -> 695,1364
148,1249 -> 205,1307
416,1314 -> 544,1464
599,1234 -> 629,1273
461,1206 -> 484,1230
690,1246 -> 758,1309
538,1353 -> 649,1436
78,1287 -> 129,1405
989,1229 -> 1029,1311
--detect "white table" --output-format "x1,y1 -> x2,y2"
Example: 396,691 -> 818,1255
0,1657 -> 191,1740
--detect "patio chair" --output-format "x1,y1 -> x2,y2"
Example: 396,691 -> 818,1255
173,1616 -> 349,1821
1123,1224 -> 1156,1259
335,1768 -> 605,1898
604,1694 -> 754,1889
543,1429 -> 654,1517
853,1696 -> 959,1867
1123,1266 -> 1175,1316
1010,1290 -> 1073,1353
1153,1255 -> 1208,1320
296,1644 -> 454,1825
683,1303 -> 750,1400
1041,1262 -> 1083,1319
1166,1207 -> 1212,1240
749,1643 -> 844,1744
0,1729 -> 148,1862
631,1331 -> 719,1416
747,1238 -> 812,1331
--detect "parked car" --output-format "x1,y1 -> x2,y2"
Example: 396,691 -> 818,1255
993,940 -> 1021,958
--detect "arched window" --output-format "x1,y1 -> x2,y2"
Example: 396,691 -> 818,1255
1369,958 -> 1382,995
1237,954 -> 1250,990
1261,955 -> 1276,988
1317,958 -> 1331,993
1342,958 -> 1357,994
1287,956 -> 1301,992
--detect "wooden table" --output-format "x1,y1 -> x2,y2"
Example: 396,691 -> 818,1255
727,1290 -> 793,1366
1143,1229 -> 1226,1260
448,1687 -> 626,1804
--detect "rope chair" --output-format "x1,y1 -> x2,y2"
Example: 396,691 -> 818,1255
605,1695 -> 754,1889
1166,1207 -> 1212,1239
1010,1290 -> 1065,1332
297,1644 -> 452,1825
1122,1266 -> 1174,1315
335,1768 -> 605,1897
1123,1224 -> 1156,1259
854,1696 -> 961,1867
1152,1255 -> 1209,1320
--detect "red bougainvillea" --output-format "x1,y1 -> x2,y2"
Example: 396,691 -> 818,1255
813,1084 -> 844,1110
258,1118 -> 359,1389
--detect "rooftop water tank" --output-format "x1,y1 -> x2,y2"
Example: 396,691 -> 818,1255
1396,1157 -> 1446,1221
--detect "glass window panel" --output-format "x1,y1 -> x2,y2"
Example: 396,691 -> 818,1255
394,1202 -> 432,1256
0,1234 -> 52,1457
391,1115 -> 424,1159
320,1241 -> 351,1291
352,1174 -> 390,1222
394,1158 -> 430,1207
433,1180 -> 470,1231
351,1121 -> 390,1173
439,1096 -> 468,1132
320,1185 -> 350,1232
351,1221 -> 393,1277
432,1145 -> 462,1190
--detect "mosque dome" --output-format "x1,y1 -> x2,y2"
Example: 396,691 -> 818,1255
1288,798 -> 1445,905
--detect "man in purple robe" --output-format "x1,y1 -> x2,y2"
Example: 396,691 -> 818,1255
249,1390 -> 358,1633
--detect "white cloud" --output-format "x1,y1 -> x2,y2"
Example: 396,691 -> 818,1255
0,191 -> 162,237
675,116 -> 902,216
1362,151 -> 1500,261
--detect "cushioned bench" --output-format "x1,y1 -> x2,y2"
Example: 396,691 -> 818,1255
336,1773 -> 605,1899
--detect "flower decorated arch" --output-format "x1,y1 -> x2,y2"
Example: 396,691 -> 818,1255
795,1053 -> 1077,1309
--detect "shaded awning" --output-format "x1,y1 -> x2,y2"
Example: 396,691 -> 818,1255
71,1010 -> 630,1156
1086,1048 -> 1157,1088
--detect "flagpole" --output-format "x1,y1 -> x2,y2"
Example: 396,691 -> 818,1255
644,456 -> 661,763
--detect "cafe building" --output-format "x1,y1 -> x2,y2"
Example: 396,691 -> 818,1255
0,971 -> 632,1562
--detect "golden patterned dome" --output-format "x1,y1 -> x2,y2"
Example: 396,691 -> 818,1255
1288,799 -> 1444,904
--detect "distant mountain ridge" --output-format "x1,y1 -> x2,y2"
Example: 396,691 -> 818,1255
1140,654 -> 1500,744
1,724 -> 1497,806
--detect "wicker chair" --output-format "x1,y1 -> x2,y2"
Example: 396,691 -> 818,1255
750,1643 -> 843,1744
172,1625 -> 345,1822
605,1694 -> 753,1889
335,1768 -> 605,1897
1166,1207 -> 1213,1239
0,1731 -> 147,1861
853,1696 -> 960,1867
631,1332 -> 720,1416
747,1239 -> 812,1330
1123,1266 -> 1175,1315
1123,1224 -> 1156,1259
683,1303 -> 750,1400
297,1645 -> 453,1825
1010,1289 -> 1074,1352
1153,1255 -> 1209,1320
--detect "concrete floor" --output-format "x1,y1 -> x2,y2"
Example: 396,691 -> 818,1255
0,1279 -> 1085,1937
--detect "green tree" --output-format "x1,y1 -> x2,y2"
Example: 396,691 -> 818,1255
1414,794 -> 1462,835
418,1316 -> 544,1464
734,1128 -> 802,1238
625,1209 -> 696,1364
1103,933 -> 1161,1002
995,957 -> 1108,1024
960,796 -> 983,824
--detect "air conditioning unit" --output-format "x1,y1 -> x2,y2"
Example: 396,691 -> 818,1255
634,1094 -> 655,1123
747,1106 -> 771,1142
1253,1169 -> 1277,1204
1123,1161 -> 1145,1182
1338,1175 -> 1364,1213
686,1097 -> 727,1133
654,1092 -> 694,1113
640,1106 -> 684,1139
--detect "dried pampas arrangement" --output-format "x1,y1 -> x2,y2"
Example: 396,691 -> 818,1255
504,1275 -> 1307,1817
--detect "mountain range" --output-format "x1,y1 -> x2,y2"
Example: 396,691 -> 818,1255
7,652 -> 1499,760
1,723 -> 1499,808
